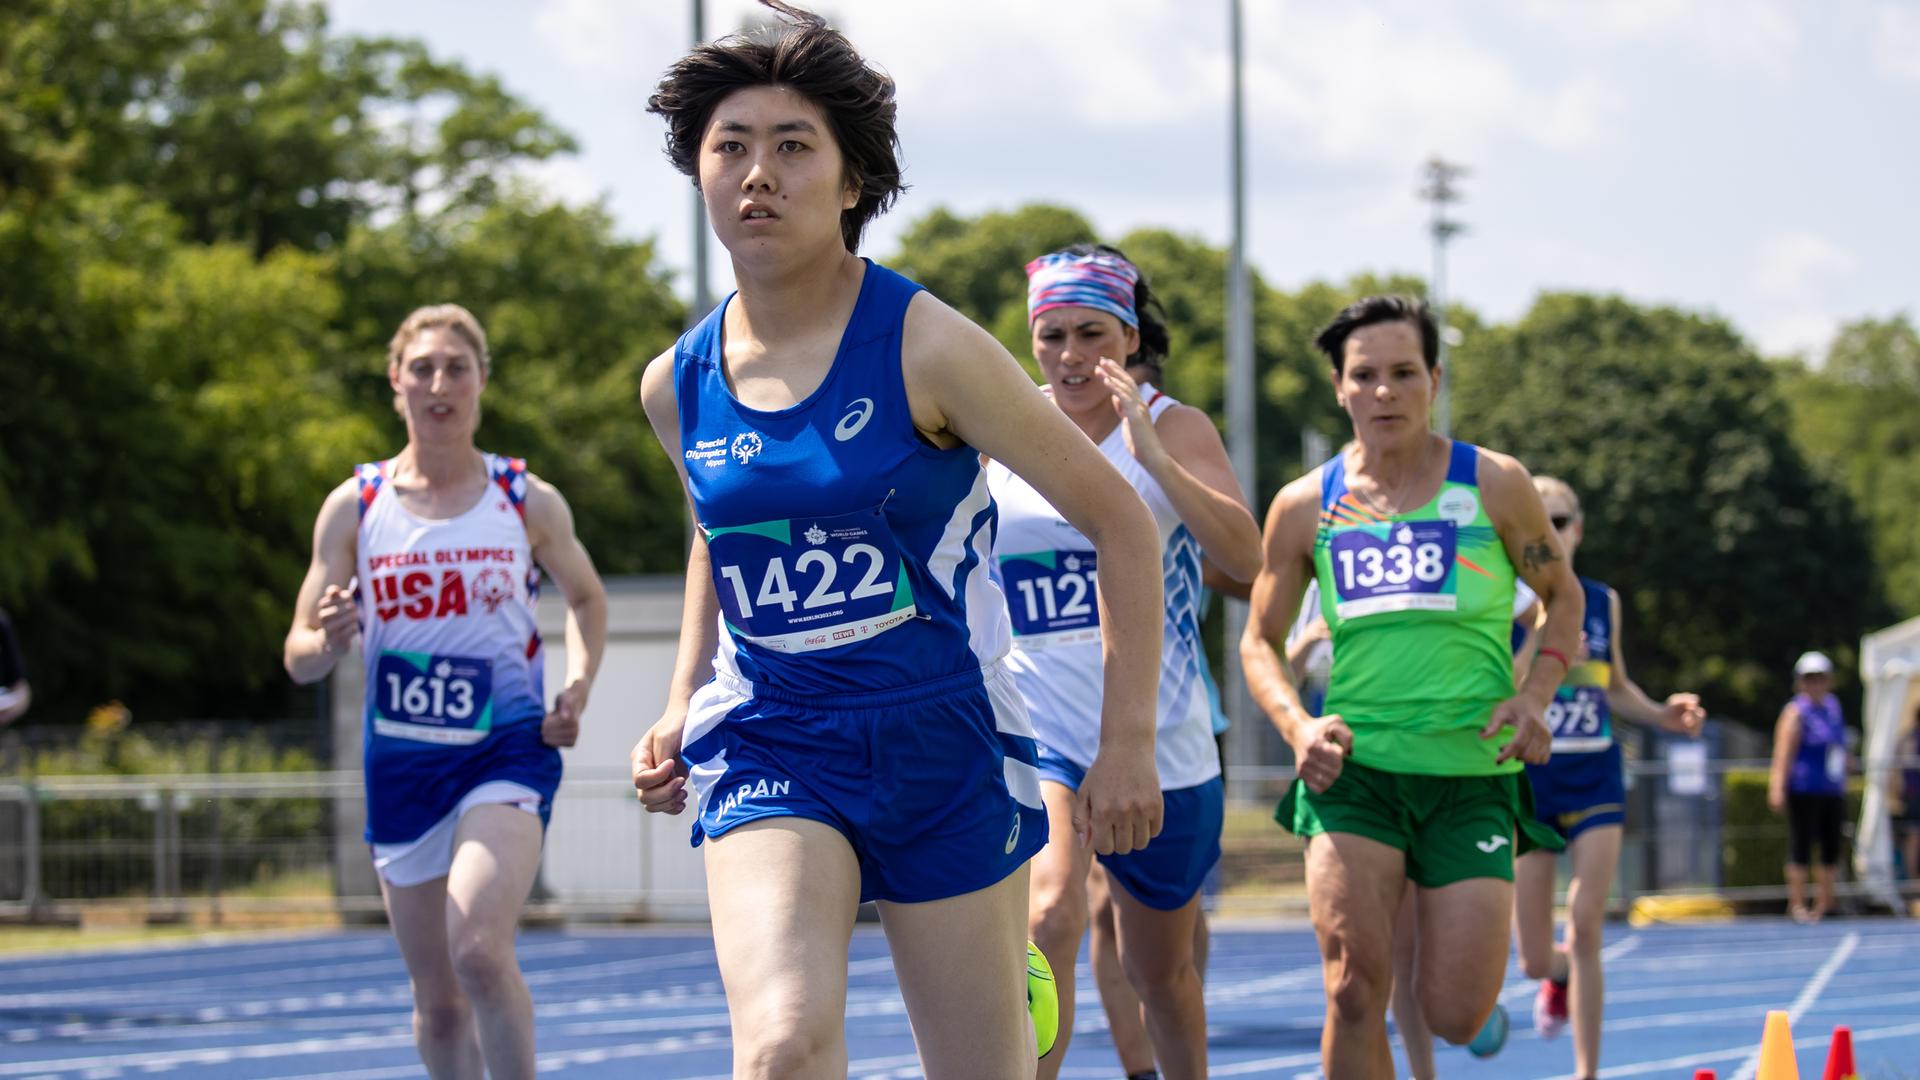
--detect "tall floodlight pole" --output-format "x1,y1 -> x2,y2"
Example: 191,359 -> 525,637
1420,157 -> 1466,434
1222,0 -> 1258,793
688,0 -> 712,327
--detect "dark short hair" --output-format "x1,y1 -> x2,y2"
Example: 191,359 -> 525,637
646,1 -> 905,253
1313,295 -> 1438,374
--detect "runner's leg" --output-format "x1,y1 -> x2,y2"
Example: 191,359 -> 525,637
1306,832 -> 1405,1077
381,874 -> 484,1079
705,818 -> 861,1080
881,864 -> 1038,1080
1413,876 -> 1513,1045
1089,864 -> 1158,1077
1564,824 -> 1621,1079
443,804 -> 545,1080
1027,781 -> 1095,1080
1389,888 -> 1435,1080
1109,883 -> 1207,1080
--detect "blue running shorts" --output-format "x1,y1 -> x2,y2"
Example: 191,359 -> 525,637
1526,743 -> 1626,843
1036,745 -> 1223,911
682,662 -> 1049,904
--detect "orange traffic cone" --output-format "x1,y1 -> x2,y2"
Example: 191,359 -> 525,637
1757,1010 -> 1800,1080
1821,1025 -> 1858,1080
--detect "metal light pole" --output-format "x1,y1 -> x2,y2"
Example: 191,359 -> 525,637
1420,157 -> 1466,435
1222,0 -> 1259,794
688,0 -> 712,327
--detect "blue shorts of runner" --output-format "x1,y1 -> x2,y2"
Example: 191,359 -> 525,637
1035,745 -> 1224,911
363,716 -> 562,846
681,662 -> 1049,904
1525,742 -> 1626,843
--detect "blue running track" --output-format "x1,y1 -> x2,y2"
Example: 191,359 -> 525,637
2,918 -> 1916,1077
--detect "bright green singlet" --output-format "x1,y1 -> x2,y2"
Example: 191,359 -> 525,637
1312,440 -> 1518,776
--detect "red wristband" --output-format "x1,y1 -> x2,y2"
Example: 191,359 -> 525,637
1536,646 -> 1571,672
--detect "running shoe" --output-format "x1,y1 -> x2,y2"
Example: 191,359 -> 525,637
1533,975 -> 1569,1039
1467,1002 -> 1509,1058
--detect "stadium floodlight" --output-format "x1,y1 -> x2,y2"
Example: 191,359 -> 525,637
1420,156 -> 1467,435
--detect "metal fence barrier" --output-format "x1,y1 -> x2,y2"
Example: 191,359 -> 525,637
2,755 -> 1917,923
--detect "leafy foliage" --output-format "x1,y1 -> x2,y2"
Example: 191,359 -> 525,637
1451,294 -> 1886,716
1,0 -> 682,725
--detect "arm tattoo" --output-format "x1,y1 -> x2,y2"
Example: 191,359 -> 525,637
1521,536 -> 1560,574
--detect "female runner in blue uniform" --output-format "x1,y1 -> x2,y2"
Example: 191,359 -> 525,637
285,304 -> 609,1079
1513,476 -> 1704,1080
629,7 -> 1164,1078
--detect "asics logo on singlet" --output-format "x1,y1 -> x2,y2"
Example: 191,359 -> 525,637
730,431 -> 763,465
833,397 -> 875,441
1475,835 -> 1510,854
1005,812 -> 1022,854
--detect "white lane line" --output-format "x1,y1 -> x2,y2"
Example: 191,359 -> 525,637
1729,930 -> 1858,1080
1572,1019 -> 1920,1079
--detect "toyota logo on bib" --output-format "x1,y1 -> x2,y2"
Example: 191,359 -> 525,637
834,398 -> 875,441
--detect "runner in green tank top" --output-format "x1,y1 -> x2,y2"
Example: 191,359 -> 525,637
1240,296 -> 1585,1079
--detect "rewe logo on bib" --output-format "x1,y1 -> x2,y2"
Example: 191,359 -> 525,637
834,398 -> 875,441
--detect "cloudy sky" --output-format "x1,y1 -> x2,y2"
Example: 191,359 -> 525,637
326,0 -> 1918,359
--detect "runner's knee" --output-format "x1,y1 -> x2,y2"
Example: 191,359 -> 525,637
1324,951 -> 1391,1025
733,1004 -> 840,1080
411,987 -> 470,1042
448,926 -> 518,999
1028,881 -> 1088,955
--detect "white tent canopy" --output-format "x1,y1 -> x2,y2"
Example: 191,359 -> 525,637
1855,614 -> 1920,910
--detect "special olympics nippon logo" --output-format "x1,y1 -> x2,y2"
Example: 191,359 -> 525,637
730,432 -> 763,465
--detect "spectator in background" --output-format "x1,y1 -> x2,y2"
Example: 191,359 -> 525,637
0,608 -> 29,727
1769,650 -> 1849,924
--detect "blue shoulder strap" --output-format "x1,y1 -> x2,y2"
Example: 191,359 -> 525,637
1445,440 -> 1478,485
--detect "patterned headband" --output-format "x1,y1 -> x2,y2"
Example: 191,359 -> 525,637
1025,251 -> 1140,329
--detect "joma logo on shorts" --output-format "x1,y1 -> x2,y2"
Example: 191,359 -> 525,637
1475,835 -> 1510,854
714,778 -> 792,819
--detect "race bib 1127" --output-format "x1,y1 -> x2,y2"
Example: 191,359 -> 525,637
999,549 -> 1100,648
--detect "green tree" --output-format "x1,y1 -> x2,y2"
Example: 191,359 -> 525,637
0,0 -> 677,724
1786,314 -> 1920,617
1451,293 -> 1885,719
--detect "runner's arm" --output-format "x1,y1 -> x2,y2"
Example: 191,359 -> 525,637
526,475 -> 608,695
1603,587 -> 1701,732
1142,404 -> 1261,583
1483,452 -> 1583,712
1240,474 -> 1323,749
284,480 -> 361,685
640,347 -> 722,719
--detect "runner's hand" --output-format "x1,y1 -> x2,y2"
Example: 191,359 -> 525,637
542,679 -> 589,748
1664,692 -> 1706,737
632,712 -> 689,814
1291,715 -> 1352,794
1075,743 -> 1162,856
316,580 -> 360,654
1486,695 -> 1552,765
1098,358 -> 1167,469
